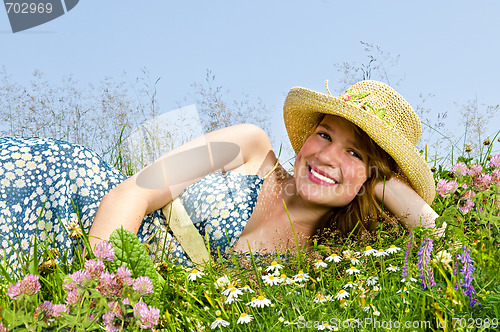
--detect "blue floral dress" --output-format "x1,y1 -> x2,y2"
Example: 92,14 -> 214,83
0,137 -> 263,272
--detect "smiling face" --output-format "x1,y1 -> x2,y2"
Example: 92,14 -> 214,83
293,115 -> 369,207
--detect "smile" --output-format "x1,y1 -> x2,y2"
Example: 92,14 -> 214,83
307,164 -> 338,186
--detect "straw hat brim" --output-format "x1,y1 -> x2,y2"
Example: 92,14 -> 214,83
284,87 -> 435,205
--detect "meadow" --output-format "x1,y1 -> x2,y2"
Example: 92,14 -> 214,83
1,135 -> 500,332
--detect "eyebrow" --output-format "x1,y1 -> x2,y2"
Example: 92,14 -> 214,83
317,123 -> 362,150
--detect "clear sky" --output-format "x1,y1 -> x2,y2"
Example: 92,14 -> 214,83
2,0 -> 499,161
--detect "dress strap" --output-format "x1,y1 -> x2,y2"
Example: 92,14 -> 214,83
263,159 -> 279,179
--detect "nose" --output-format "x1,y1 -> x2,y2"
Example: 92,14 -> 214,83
315,143 -> 341,167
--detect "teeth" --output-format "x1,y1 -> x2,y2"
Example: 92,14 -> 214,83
310,167 -> 337,184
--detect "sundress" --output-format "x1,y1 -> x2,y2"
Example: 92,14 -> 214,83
0,137 -> 263,273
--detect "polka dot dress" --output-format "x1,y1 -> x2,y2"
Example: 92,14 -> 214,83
0,137 -> 264,271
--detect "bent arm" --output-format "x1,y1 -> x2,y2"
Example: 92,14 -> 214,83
374,177 -> 446,236
88,123 -> 274,248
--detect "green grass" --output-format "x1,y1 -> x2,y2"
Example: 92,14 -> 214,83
1,140 -> 500,331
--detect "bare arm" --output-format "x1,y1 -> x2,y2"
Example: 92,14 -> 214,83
88,123 -> 274,248
374,177 -> 446,236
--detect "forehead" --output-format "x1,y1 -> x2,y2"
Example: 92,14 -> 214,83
317,115 -> 358,136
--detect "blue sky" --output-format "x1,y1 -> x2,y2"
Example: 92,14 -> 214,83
2,0 -> 499,160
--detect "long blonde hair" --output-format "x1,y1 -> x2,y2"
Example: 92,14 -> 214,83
315,117 -> 400,239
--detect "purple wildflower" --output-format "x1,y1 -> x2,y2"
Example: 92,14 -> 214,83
133,302 -> 160,329
65,288 -> 79,305
33,301 -> 68,322
0,322 -> 8,332
468,164 -> 483,176
452,162 -> 468,176
51,303 -> 68,317
402,233 -> 413,280
6,274 -> 41,300
102,311 -> 119,332
97,272 -> 123,298
436,179 -> 459,198
489,154 -> 500,168
417,237 -> 436,290
492,169 -> 500,186
94,241 -> 115,262
454,246 -> 480,307
473,173 -> 492,191
85,259 -> 105,279
116,266 -> 134,286
133,276 -> 154,295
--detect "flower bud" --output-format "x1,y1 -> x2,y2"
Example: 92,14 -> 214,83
483,139 -> 491,146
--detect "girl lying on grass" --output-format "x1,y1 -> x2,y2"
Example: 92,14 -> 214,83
0,80 -> 445,272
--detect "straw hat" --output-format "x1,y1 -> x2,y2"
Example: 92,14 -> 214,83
283,80 -> 435,205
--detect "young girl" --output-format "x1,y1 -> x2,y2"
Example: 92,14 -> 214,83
0,80 -> 443,271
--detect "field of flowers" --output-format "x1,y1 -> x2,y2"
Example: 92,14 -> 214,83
1,141 -> 500,331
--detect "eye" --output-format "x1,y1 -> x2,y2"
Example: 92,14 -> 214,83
317,132 -> 332,142
349,149 -> 363,161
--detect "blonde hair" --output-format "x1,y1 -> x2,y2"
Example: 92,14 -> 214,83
314,116 -> 400,239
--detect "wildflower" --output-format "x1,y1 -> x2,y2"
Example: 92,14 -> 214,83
489,154 -> 500,168
313,293 -> 327,303
387,265 -> 399,272
84,259 -> 105,279
133,276 -> 154,295
222,284 -> 237,296
343,281 -> 357,289
317,322 -> 332,330
102,311 -> 119,332
401,277 -> 418,283
187,268 -> 205,281
452,162 -> 468,176
237,313 -> 253,324
417,237 -> 436,290
214,275 -> 231,289
458,196 -> 475,214
133,302 -> 160,329
211,317 -> 230,329
334,289 -> 349,300
433,250 -> 453,269
262,274 -> 280,286
68,219 -> 83,239
454,246 -> 480,307
7,274 -> 41,299
363,246 -> 377,256
313,260 -> 328,268
293,270 -> 310,282
386,245 -> 401,254
239,285 -> 254,293
373,310 -> 381,316
402,233 -> 413,280
247,295 -> 272,308
94,241 -> 115,261
97,272 -> 123,298
350,258 -> 361,265
266,261 -> 283,273
116,266 -> 134,286
468,164 -> 482,176
345,266 -> 360,275
373,248 -> 389,257
225,288 -> 243,304
325,253 -> 342,263
278,273 -> 293,284
366,276 -> 378,286
0,323 -> 8,332
436,179 -> 459,198
397,286 -> 409,294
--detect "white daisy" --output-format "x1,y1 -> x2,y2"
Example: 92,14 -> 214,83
373,249 -> 389,257
386,265 -> 398,272
236,313 -> 253,324
187,268 -> 205,281
313,260 -> 328,268
210,317 -> 229,329
222,284 -> 237,296
265,261 -> 283,272
363,246 -> 377,256
239,285 -> 254,293
366,276 -> 378,286
385,244 -> 401,254
350,258 -> 361,265
293,270 -> 310,282
325,254 -> 342,263
262,275 -> 280,286
247,295 -> 271,308
343,281 -> 357,289
334,289 -> 349,300
345,266 -> 360,275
